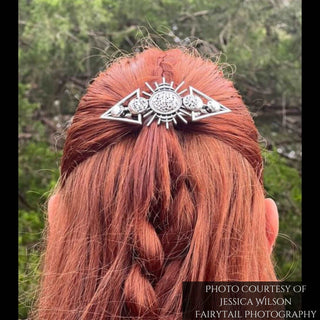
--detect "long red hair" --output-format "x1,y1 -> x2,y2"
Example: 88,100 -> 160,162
35,48 -> 276,319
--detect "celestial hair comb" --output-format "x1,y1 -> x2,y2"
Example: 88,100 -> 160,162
100,77 -> 231,129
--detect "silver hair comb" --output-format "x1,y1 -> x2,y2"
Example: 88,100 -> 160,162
100,77 -> 231,129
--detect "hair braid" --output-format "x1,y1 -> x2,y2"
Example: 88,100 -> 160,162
36,47 -> 277,320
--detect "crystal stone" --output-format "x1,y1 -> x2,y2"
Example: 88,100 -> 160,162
207,100 -> 221,112
183,94 -> 203,111
110,104 -> 124,117
128,97 -> 149,114
149,91 -> 182,114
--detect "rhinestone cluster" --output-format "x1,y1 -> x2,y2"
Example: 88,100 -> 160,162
109,94 -> 222,118
110,104 -> 124,117
207,100 -> 221,112
101,77 -> 231,128
149,91 -> 182,114
183,94 -> 203,111
128,97 -> 148,114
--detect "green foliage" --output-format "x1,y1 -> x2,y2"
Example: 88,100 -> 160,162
19,0 -> 301,318
19,83 -> 40,133
223,1 -> 301,107
263,149 -> 301,280
19,83 -> 61,209
19,210 -> 43,318
19,77 -> 61,319
19,0 -> 301,115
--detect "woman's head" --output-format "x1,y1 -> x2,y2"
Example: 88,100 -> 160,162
37,47 -> 278,319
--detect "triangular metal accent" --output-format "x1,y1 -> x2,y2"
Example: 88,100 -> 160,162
188,87 -> 231,122
100,89 -> 143,125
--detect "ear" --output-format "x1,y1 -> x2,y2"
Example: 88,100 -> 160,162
265,198 -> 279,254
47,194 -> 59,226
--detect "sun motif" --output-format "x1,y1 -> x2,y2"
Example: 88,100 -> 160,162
100,77 -> 231,129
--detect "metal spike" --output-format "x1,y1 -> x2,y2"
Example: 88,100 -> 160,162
145,82 -> 154,92
179,109 -> 192,116
175,81 -> 185,92
143,109 -> 153,118
146,113 -> 157,126
142,91 -> 152,97
177,113 -> 188,124
178,88 -> 187,95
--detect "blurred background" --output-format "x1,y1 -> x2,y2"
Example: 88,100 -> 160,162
19,0 -> 301,318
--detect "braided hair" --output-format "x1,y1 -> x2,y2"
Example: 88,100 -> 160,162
35,48 -> 276,320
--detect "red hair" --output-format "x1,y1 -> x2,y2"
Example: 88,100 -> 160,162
35,48 -> 276,319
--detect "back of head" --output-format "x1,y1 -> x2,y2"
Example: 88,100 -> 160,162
37,48 -> 276,319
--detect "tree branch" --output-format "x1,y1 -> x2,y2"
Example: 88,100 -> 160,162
19,133 -> 32,140
178,10 -> 209,22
